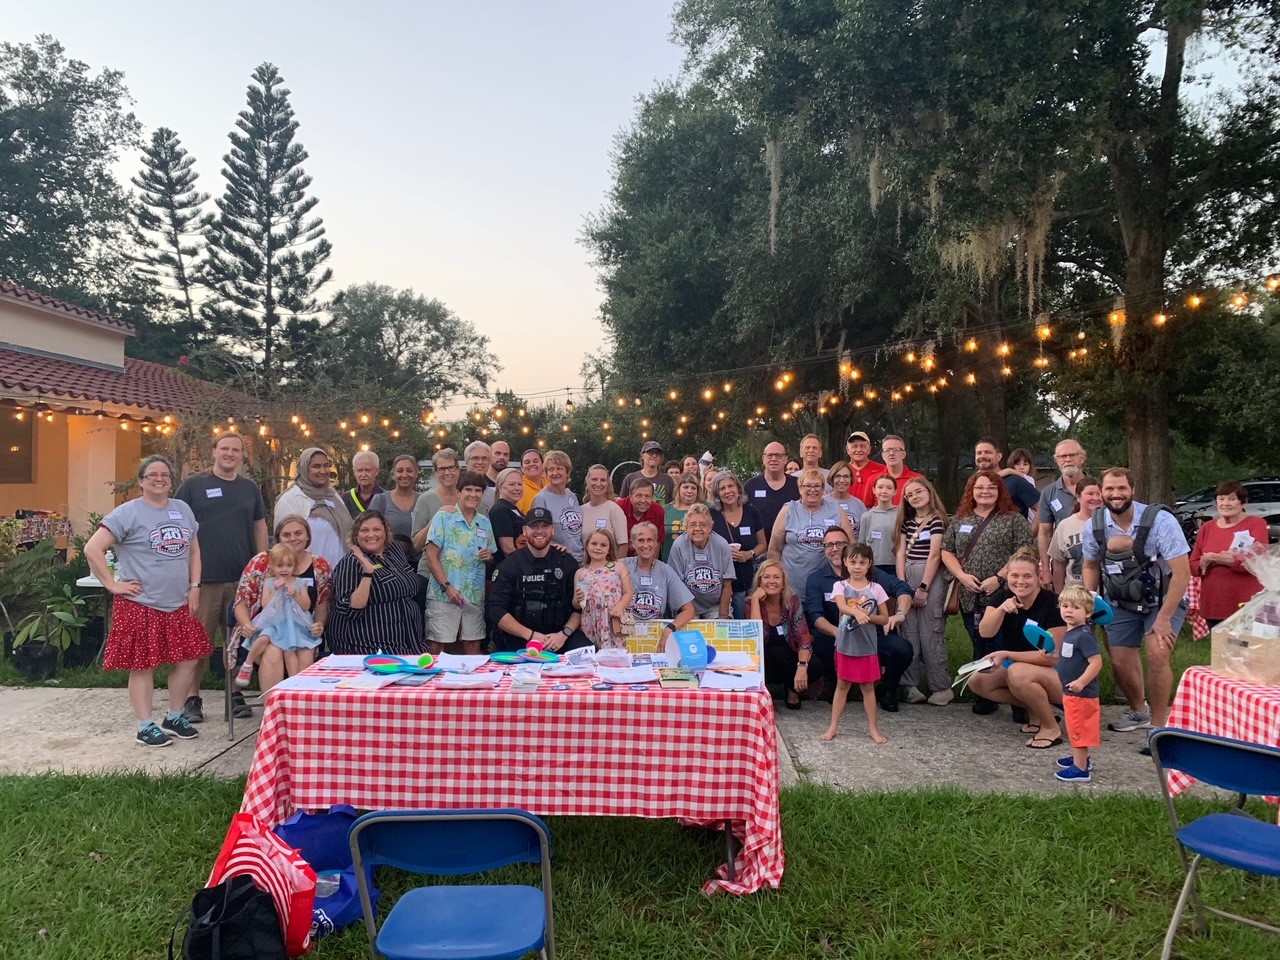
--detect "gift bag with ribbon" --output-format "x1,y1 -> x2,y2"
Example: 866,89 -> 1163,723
273,804 -> 378,937
209,813 -> 316,957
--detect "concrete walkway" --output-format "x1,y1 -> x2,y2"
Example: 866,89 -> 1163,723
0,685 -> 1176,798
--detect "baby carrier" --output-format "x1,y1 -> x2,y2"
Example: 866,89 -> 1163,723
1091,504 -> 1170,615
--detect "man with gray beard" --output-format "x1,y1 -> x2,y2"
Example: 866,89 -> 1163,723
1037,439 -> 1088,586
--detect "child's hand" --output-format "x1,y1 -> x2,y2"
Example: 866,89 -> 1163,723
850,606 -> 870,624
1066,680 -> 1081,694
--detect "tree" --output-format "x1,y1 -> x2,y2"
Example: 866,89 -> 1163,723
131,126 -> 208,328
203,62 -> 333,396
316,282 -> 500,414
0,34 -> 141,299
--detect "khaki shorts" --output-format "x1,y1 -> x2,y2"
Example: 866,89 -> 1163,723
426,598 -> 486,645
196,582 -> 238,649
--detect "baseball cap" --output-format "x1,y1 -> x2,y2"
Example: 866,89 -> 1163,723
524,507 -> 554,526
847,431 -> 871,444
640,440 -> 663,454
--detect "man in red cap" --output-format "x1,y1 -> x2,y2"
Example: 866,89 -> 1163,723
847,430 -> 888,506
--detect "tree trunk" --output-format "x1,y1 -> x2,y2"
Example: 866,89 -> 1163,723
934,387 -> 963,504
1119,234 -> 1174,503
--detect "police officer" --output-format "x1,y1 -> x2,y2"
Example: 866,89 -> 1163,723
487,507 -> 591,653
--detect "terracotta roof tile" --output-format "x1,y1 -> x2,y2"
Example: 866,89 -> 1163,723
0,349 -> 248,415
0,280 -> 136,334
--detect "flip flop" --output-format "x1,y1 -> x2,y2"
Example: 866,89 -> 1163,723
1026,736 -> 1063,749
1020,723 -> 1041,735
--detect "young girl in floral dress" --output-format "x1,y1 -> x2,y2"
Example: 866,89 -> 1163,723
574,529 -> 633,649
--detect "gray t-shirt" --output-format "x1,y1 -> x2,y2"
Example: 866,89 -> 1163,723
619,470 -> 675,505
533,487 -> 585,561
780,499 -> 844,590
666,532 -> 736,618
827,495 -> 867,538
368,491 -> 415,543
173,472 -> 264,582
858,506 -> 899,566
101,498 -> 199,612
835,581 -> 888,657
1038,478 -> 1078,526
1055,624 -> 1101,698
621,556 -> 695,620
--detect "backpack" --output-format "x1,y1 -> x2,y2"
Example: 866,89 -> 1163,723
172,875 -> 287,960
1091,503 -> 1170,614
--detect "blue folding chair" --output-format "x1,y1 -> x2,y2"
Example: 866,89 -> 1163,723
1148,728 -> 1280,960
348,808 -> 555,960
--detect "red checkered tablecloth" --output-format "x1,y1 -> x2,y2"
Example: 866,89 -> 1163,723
240,666 -> 784,895
1166,665 -> 1280,802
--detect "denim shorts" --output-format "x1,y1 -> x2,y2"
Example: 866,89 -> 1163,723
1106,599 -> 1188,649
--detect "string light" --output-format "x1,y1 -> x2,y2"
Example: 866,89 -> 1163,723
1268,276 -> 1280,291
1108,310 -> 1125,326
964,338 -> 978,352
965,372 -> 977,385
774,378 -> 786,390
1153,313 -> 1169,326
339,420 -> 348,430
668,389 -> 679,401
997,342 -> 1012,357
1001,365 -> 1013,376
360,414 -> 370,425
1037,324 -> 1051,340
722,381 -> 733,393
1188,294 -> 1203,308
905,351 -> 917,363
1231,293 -> 1249,308
702,388 -> 714,401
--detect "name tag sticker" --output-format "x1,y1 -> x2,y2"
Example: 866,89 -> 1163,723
778,623 -> 787,636
694,553 -> 707,562
167,510 -> 184,520
1105,561 -> 1122,575
917,530 -> 932,541
960,524 -> 974,534
823,518 -> 836,527
753,489 -> 766,498
1051,498 -> 1063,513
639,575 -> 654,587
1061,641 -> 1074,658
205,488 -> 223,499
595,518 -> 607,528
870,530 -> 883,540
738,526 -> 752,536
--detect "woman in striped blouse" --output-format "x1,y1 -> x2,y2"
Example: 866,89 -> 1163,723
326,511 -> 424,656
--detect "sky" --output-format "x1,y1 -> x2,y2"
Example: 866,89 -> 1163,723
9,1 -> 687,416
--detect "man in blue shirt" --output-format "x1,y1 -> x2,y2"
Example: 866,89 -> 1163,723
804,526 -> 915,710
1082,466 -> 1190,737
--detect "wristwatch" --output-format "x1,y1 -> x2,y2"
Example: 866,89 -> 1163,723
189,581 -> 200,589
561,626 -> 573,638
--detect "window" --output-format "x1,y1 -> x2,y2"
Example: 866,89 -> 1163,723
0,413 -> 35,483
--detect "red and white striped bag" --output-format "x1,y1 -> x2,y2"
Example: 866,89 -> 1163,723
208,813 -> 316,957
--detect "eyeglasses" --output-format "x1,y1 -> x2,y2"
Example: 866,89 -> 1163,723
801,483 -> 825,490
972,484 -> 1000,492
436,465 -> 459,472
764,453 -> 784,458
882,447 -> 905,454
823,540 -> 848,550
142,473 -> 171,480
1054,452 -> 1083,461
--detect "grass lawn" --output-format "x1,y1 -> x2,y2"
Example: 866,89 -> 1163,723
3,774 -> 1278,959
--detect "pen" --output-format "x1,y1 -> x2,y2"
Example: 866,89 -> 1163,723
716,671 -> 744,677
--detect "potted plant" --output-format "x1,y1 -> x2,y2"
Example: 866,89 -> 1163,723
0,539 -> 58,659
11,585 -> 89,682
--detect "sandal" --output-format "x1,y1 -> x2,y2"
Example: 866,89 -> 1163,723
1026,736 -> 1063,749
1020,723 -> 1041,735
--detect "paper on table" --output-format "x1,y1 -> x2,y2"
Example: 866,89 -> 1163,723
597,665 -> 659,684
315,655 -> 367,670
698,669 -> 762,691
436,653 -> 491,673
270,673 -> 354,692
436,672 -> 504,688
335,673 -> 403,691
707,651 -> 755,668
541,662 -> 596,677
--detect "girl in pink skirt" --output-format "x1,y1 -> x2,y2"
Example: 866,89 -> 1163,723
821,543 -> 890,744
83,455 -> 212,747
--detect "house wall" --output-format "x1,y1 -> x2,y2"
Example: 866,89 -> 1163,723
0,413 -> 69,520
0,302 -> 126,369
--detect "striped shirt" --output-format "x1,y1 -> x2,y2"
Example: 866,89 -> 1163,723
902,515 -> 944,563
326,542 -> 423,656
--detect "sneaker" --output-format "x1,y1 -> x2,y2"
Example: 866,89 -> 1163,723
226,691 -> 253,720
1108,707 -> 1151,733
182,696 -> 205,724
161,714 -> 200,740
905,687 -> 927,705
234,661 -> 255,689
1057,756 -> 1092,769
136,723 -> 172,747
927,689 -> 955,706
1055,764 -> 1092,783
1139,745 -> 1152,757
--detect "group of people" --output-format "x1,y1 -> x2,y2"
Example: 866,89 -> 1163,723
87,430 -> 1268,777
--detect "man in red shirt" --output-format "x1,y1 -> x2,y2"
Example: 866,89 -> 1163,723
847,430 -> 888,506
880,434 -> 923,504
617,478 -> 666,547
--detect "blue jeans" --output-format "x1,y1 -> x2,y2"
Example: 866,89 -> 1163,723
730,590 -> 746,620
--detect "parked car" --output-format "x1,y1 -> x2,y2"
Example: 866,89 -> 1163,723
1173,477 -> 1280,542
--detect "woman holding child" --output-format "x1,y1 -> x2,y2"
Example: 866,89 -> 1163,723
966,546 -> 1068,748
233,515 -> 331,692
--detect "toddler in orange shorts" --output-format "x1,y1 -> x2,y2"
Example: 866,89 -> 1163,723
1054,585 -> 1104,783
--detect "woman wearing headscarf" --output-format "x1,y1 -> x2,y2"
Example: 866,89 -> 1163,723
273,447 -> 351,569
